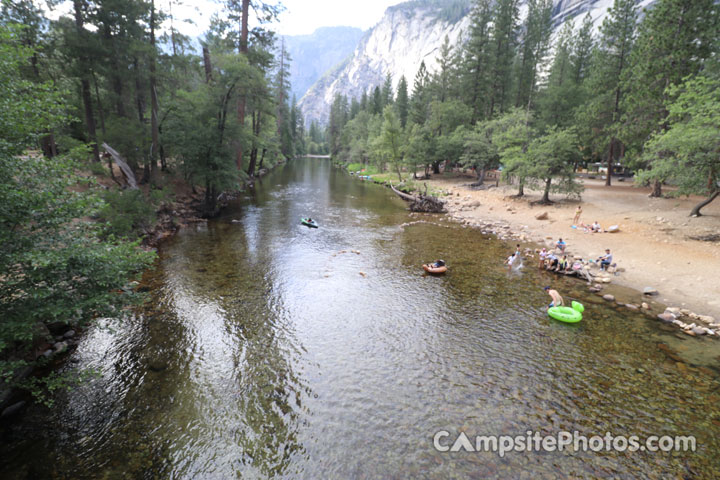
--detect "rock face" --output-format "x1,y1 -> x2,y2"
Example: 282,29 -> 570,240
284,26 -> 365,101
299,0 -> 655,123
300,2 -> 471,122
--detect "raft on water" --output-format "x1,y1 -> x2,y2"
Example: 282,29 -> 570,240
423,263 -> 447,274
301,217 -> 318,228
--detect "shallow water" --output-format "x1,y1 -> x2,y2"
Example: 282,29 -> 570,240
2,158 -> 720,478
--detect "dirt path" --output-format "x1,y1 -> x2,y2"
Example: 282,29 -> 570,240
427,175 -> 720,320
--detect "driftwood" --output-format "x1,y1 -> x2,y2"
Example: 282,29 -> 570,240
102,142 -> 138,189
390,183 -> 446,213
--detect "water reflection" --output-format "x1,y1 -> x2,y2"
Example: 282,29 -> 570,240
2,158 -> 720,479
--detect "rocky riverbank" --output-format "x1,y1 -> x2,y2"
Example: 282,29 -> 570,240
422,176 -> 720,341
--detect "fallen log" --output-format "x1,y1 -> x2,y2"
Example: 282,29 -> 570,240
102,142 -> 138,189
390,183 -> 446,213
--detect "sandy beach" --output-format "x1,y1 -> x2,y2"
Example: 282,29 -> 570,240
426,174 -> 720,321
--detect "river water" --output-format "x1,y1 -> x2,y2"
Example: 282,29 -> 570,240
2,158 -> 720,478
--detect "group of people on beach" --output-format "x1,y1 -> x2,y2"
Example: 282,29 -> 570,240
501,204 -> 619,311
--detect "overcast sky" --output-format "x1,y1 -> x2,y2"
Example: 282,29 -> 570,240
153,0 -> 406,37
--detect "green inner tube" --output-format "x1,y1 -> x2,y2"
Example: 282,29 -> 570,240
548,304 -> 583,323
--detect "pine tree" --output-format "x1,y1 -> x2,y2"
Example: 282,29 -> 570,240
577,0 -> 638,186
459,0 -> 493,123
409,61 -> 429,125
620,0 -> 718,196
396,75 -> 409,128
513,0 -> 553,110
372,85 -> 383,115
381,72 -> 394,106
571,13 -> 594,84
487,0 -> 519,117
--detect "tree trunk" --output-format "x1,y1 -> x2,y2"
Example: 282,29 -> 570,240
92,71 -> 106,135
540,177 -> 552,203
149,0 -> 160,183
650,179 -> 663,197
689,190 -> 719,217
236,0 -> 250,172
202,44 -> 212,83
133,57 -> 145,124
432,160 -> 441,174
471,167 -> 486,186
73,0 -> 100,163
605,138 -> 614,186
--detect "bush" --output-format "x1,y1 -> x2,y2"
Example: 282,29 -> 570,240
98,189 -> 157,238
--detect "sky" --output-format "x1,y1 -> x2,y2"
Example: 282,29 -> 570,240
46,0 -> 405,42
172,0 -> 405,37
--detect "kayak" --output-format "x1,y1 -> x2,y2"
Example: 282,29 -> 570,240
301,218 -> 318,228
423,264 -> 447,274
548,301 -> 584,323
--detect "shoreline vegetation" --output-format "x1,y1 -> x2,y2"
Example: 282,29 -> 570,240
1,0 -> 310,416
340,162 -> 720,339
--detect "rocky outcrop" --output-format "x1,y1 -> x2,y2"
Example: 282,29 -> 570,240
300,2 -> 471,123
299,0 -> 656,123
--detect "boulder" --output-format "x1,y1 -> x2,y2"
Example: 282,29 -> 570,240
63,330 -> 76,339
607,225 -> 620,233
699,315 -> 716,324
53,341 -> 68,353
657,313 -> 676,323
603,294 -> 615,302
625,304 -> 639,311
665,307 -> 681,316
643,287 -> 658,296
535,212 -> 549,220
641,302 -> 650,310
692,327 -> 707,336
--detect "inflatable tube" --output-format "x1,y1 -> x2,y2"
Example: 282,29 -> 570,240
548,305 -> 583,323
301,218 -> 318,228
571,301 -> 585,313
423,264 -> 447,274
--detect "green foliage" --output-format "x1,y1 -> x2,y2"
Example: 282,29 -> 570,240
636,73 -> 720,214
0,22 -> 154,401
97,189 -> 158,239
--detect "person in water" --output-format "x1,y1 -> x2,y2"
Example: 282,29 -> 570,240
507,252 -> 517,270
544,286 -> 564,309
432,259 -> 446,268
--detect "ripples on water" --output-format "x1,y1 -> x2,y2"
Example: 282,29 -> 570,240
2,159 -> 720,479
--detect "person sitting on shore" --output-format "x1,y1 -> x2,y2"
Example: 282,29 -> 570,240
544,286 -> 564,309
546,253 -> 559,271
556,255 -> 569,273
556,238 -> 567,252
591,221 -> 602,233
573,205 -> 582,225
598,249 -> 613,270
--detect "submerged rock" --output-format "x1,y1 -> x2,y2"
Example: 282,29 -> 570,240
602,294 -> 615,302
643,287 -> 658,296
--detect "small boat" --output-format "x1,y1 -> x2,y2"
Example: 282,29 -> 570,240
301,217 -> 318,228
423,263 -> 447,274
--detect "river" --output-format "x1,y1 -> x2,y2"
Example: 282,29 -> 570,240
2,158 -> 719,478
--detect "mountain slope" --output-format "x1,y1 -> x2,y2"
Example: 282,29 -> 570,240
284,26 -> 364,102
299,0 -> 655,123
